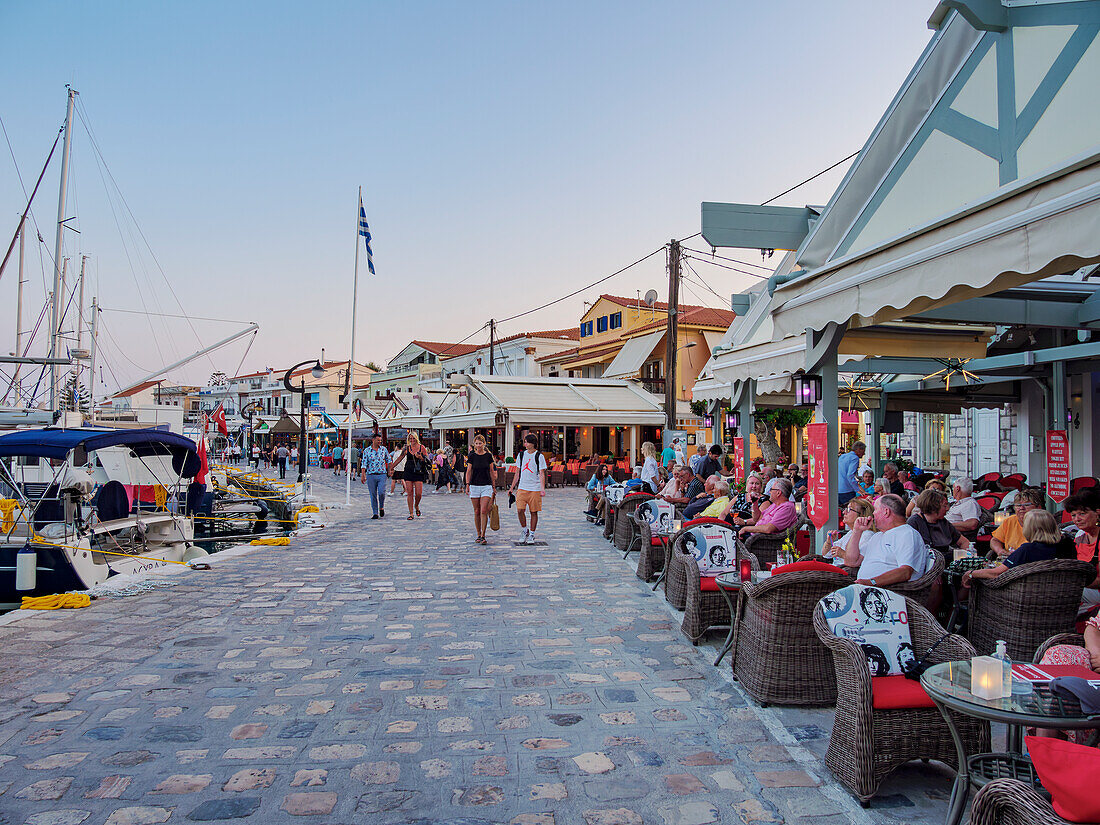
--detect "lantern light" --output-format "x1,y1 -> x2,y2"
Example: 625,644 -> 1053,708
725,411 -> 740,430
794,374 -> 823,408
703,415 -> 714,429
970,655 -> 1008,700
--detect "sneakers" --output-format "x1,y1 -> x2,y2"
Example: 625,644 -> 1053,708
528,531 -> 537,544
520,527 -> 530,544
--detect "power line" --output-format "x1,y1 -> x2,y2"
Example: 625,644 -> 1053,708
761,150 -> 858,206
683,253 -> 766,280
680,257 -> 732,305
681,246 -> 774,271
496,246 -> 665,325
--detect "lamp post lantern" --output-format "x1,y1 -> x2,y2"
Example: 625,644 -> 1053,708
283,359 -> 325,482
242,401 -> 263,469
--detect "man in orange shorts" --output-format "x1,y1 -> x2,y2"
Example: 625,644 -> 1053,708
510,434 -> 547,544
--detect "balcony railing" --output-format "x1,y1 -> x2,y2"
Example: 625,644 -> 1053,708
641,379 -> 666,395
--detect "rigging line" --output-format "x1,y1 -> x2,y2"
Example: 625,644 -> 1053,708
496,245 -> 665,325
76,107 -> 167,368
761,150 -> 859,206
75,103 -> 212,369
100,307 -> 253,325
680,258 -> 731,306
681,246 -> 775,271
209,330 -> 258,410
98,321 -> 153,374
0,116 -> 62,277
683,254 -> 767,280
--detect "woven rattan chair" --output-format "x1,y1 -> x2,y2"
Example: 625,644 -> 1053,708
885,549 -> 944,608
664,518 -> 733,611
602,498 -> 616,540
743,527 -> 793,568
613,492 -> 653,554
679,538 -> 749,643
549,466 -> 564,488
970,777 -> 1077,825
968,558 -> 1096,659
731,566 -> 850,706
813,597 -> 990,805
634,505 -> 683,582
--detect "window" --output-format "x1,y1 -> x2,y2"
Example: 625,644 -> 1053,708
609,312 -> 622,329
596,316 -> 608,333
580,321 -> 593,337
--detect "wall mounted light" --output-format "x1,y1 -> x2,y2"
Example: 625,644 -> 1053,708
725,411 -> 740,430
703,415 -> 714,429
794,374 -> 823,408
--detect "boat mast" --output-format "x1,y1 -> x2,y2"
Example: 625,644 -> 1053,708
88,297 -> 98,423
11,224 -> 25,398
49,86 -> 77,413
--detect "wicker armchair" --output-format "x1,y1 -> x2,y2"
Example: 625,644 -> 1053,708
634,506 -> 683,582
613,492 -> 653,554
813,597 -> 990,805
679,540 -> 750,643
970,778 -> 1078,825
664,518 -> 733,611
1035,632 -> 1085,662
602,498 -> 616,540
549,466 -> 564,488
968,558 -> 1096,659
885,549 -> 944,608
732,567 -> 850,706
743,527 -> 793,568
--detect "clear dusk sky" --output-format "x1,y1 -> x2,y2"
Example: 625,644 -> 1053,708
0,1 -> 934,396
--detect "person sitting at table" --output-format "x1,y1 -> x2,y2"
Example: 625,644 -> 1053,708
699,480 -> 732,519
659,467 -> 696,507
1035,612 -> 1100,741
822,497 -> 875,562
737,478 -> 797,541
907,489 -> 971,561
655,464 -> 678,499
720,473 -> 766,527
962,509 -> 1075,589
946,477 -> 982,539
683,474 -> 721,520
856,468 -> 876,498
1066,488 -> 1100,616
899,469 -> 918,492
844,494 -> 930,586
907,476 -> 947,517
584,464 -> 613,517
989,488 -> 1044,558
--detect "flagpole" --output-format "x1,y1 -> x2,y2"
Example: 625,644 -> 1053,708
346,187 -> 361,506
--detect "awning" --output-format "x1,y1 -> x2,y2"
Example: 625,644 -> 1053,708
602,330 -> 665,379
772,158 -> 1100,337
701,330 -> 725,355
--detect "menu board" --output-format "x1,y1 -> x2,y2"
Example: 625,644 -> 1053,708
807,422 -> 829,529
1047,429 -> 1070,503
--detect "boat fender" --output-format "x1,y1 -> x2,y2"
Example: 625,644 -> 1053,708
182,544 -> 209,563
16,543 -> 36,591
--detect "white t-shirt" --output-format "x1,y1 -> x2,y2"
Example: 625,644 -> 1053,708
674,446 -> 686,467
640,456 -> 659,488
946,496 -> 981,525
857,524 -> 931,582
516,450 -> 547,491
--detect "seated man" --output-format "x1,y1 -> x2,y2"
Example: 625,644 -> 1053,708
682,474 -> 720,520
843,493 -> 930,586
946,477 -> 982,539
659,467 -> 697,507
699,480 -> 732,519
738,478 -> 797,541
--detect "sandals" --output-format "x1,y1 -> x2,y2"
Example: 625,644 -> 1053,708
416,509 -> 422,517
407,515 -> 414,520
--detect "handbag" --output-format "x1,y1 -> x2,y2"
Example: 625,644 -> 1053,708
490,499 -> 500,531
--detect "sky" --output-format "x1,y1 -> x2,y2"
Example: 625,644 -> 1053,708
0,1 -> 935,398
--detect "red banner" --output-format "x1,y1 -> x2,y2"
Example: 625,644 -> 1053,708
1047,429 -> 1071,503
733,437 -> 745,483
807,422 -> 830,529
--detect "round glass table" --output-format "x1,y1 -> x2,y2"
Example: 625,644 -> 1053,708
921,659 -> 1100,825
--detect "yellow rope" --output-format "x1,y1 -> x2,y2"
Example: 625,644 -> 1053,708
21,592 -> 91,609
249,536 -> 290,546
30,536 -> 190,566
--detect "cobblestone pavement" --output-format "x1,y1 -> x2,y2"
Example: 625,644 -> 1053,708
0,471 -> 961,824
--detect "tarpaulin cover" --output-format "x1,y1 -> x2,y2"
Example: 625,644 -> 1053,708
0,427 -> 200,477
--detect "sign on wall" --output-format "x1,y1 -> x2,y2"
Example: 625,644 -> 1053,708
807,422 -> 830,529
733,437 -> 745,483
1046,429 -> 1071,503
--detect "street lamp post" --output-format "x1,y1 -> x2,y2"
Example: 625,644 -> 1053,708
283,360 -> 325,483
242,401 -> 263,468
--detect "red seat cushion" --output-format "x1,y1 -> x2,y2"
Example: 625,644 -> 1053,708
684,517 -> 732,530
1026,734 -> 1100,822
870,675 -> 936,710
770,560 -> 847,576
699,576 -> 720,592
651,537 -> 663,547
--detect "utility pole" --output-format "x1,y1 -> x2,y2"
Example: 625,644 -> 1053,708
50,86 -> 77,413
489,319 -> 496,375
664,239 -> 681,434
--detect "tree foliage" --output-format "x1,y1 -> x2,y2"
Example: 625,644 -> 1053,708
60,372 -> 91,414
364,361 -> 382,372
752,408 -> 813,464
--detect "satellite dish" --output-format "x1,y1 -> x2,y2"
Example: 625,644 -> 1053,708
643,289 -> 659,307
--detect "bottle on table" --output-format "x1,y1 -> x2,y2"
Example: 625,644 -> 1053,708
991,640 -> 1012,698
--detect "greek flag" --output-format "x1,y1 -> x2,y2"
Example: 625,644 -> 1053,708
358,196 -> 375,275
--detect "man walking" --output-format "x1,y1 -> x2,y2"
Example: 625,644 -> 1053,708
362,432 -> 391,519
275,442 -> 289,479
695,444 -> 724,484
510,434 -> 547,545
838,440 -> 865,508
332,443 -> 344,476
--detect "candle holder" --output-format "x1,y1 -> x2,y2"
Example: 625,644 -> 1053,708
971,655 -> 1006,700
740,558 -> 752,582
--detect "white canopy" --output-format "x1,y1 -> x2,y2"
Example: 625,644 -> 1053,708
603,329 -> 664,379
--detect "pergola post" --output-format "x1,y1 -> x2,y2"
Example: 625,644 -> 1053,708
867,403 -> 886,476
735,380 -> 755,470
504,419 -> 515,460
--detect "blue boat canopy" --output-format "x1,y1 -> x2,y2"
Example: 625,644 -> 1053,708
0,427 -> 201,477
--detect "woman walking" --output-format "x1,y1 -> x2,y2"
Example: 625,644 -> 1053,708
465,434 -> 497,544
393,432 -> 430,519
639,441 -> 660,494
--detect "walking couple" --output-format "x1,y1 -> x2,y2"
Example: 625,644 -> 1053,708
465,433 -> 547,546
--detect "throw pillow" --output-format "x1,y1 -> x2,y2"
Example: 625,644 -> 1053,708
771,560 -> 849,576
683,524 -> 738,575
639,500 -> 676,534
1026,734 -> 1100,822
820,584 -> 913,677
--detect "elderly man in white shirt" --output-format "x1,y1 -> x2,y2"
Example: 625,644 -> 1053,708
843,494 -> 931,587
946,477 -> 982,536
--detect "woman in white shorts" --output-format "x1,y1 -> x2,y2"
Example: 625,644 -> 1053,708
465,434 -> 498,545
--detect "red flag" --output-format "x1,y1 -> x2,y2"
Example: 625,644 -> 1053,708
211,403 -> 228,436
195,435 -> 209,485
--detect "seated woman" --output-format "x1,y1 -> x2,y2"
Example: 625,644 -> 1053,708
822,497 -> 874,563
1065,488 -> 1100,615
585,464 -> 613,518
987,487 -> 1043,558
961,509 -> 1075,589
738,478 -> 797,541
907,488 -> 971,561
906,476 -> 946,517
719,473 -> 766,527
1036,613 -> 1100,741
856,468 -> 875,498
